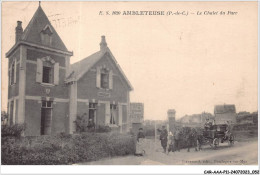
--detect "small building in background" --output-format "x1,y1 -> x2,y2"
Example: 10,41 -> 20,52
214,104 -> 237,124
178,112 -> 214,128
130,103 -> 144,134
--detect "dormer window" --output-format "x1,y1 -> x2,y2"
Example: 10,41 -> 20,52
40,25 -> 53,46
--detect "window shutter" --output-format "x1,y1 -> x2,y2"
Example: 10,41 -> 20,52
118,104 -> 122,126
36,59 -> 43,83
54,62 -> 59,85
7,102 -> 10,125
109,70 -> 113,89
13,100 -> 16,124
105,102 -> 110,125
96,67 -> 101,88
14,59 -> 17,84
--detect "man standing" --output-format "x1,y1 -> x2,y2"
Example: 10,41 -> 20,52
160,126 -> 168,153
187,128 -> 197,152
224,121 -> 231,140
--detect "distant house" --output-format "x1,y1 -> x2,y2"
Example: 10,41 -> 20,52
214,104 -> 237,124
178,112 -> 214,128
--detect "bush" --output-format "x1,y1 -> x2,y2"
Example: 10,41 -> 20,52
74,115 -> 88,133
1,124 -> 26,138
1,132 -> 135,165
95,125 -> 112,133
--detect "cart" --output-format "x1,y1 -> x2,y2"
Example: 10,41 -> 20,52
197,124 -> 234,149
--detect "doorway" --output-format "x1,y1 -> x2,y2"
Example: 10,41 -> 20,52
88,103 -> 97,129
41,101 -> 52,135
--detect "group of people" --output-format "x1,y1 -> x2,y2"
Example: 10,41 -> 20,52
134,118 -> 233,156
134,125 -> 183,156
159,126 -> 185,154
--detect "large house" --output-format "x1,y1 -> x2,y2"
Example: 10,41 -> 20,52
6,4 -> 133,136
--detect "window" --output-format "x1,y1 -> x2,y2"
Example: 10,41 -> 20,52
36,57 -> 59,85
9,59 -> 17,85
42,66 -> 53,83
101,69 -> 109,89
96,67 -> 113,89
40,25 -> 53,46
42,100 -> 53,108
110,104 -> 117,125
10,63 -> 15,85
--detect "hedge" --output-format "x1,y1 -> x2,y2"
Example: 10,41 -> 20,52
1,124 -> 25,138
1,132 -> 135,165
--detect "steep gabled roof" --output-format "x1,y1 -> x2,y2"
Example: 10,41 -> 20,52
67,47 -> 133,91
214,104 -> 236,114
6,5 -> 71,57
21,5 -> 68,51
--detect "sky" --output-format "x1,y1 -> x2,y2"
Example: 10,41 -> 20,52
1,2 -> 258,120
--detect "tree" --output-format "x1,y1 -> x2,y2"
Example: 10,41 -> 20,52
1,111 -> 8,125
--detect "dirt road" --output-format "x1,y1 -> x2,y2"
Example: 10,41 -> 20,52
79,139 -> 258,165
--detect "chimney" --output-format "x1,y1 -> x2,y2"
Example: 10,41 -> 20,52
100,35 -> 107,51
15,21 -> 23,43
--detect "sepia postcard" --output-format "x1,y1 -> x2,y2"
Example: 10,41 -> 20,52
1,1 -> 259,174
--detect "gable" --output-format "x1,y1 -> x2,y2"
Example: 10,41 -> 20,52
90,53 -> 130,90
69,48 -> 133,90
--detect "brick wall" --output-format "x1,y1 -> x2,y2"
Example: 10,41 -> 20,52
25,49 -> 68,98
77,55 -> 128,103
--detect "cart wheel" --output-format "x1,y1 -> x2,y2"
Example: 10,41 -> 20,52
213,138 -> 219,149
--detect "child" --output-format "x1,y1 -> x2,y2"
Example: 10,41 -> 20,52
167,131 -> 174,154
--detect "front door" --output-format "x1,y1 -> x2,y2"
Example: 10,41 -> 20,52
89,103 -> 97,127
41,101 -> 52,135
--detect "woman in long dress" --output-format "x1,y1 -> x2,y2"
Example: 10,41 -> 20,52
135,128 -> 145,156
